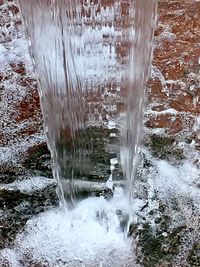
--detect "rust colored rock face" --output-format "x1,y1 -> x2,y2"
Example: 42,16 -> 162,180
148,78 -> 168,101
146,0 -> 200,136
169,94 -> 198,113
146,114 -> 183,134
10,62 -> 26,76
14,89 -> 40,122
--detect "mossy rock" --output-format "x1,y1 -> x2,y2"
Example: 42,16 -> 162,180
0,184 -> 58,249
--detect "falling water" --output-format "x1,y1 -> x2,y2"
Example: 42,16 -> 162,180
19,0 -> 157,209
0,1 -> 158,266
18,0 -> 156,217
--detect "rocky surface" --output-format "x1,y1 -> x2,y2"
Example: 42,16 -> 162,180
0,0 -> 57,251
137,1 -> 200,266
0,0 -> 200,266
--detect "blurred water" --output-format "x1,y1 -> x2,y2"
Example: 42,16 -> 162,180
18,0 -> 157,208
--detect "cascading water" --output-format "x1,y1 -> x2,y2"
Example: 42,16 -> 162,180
5,0 -> 158,266
19,0 -> 157,205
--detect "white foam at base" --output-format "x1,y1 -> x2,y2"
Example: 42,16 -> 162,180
1,194 -> 135,267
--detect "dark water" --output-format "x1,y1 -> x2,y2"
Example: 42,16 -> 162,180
18,0 -> 157,207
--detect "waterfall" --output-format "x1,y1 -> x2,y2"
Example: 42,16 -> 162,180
0,1 -> 159,266
18,0 -> 157,210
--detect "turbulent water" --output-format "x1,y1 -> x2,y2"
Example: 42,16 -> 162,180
10,1 -> 157,266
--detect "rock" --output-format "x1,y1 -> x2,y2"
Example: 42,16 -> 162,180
146,114 -> 183,134
23,142 -> 52,178
145,134 -> 184,161
0,176 -> 58,249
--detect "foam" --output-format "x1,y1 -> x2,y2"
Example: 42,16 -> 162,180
148,159 -> 200,209
1,191 -> 135,267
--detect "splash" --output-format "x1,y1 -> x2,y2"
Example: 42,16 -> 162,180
1,190 -> 136,267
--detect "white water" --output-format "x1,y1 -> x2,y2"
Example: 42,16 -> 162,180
1,189 -> 136,267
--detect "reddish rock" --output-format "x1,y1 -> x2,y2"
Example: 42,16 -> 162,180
169,94 -> 199,114
147,0 -> 200,136
148,78 -> 168,101
154,26 -> 164,37
17,77 -> 37,87
17,127 -> 38,137
0,0 -> 199,144
169,118 -> 183,134
151,105 -> 167,112
15,89 -> 40,122
146,114 -> 183,134
162,60 -> 187,80
10,62 -> 26,76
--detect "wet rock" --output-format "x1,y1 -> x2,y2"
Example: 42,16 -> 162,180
10,62 -> 26,76
55,126 -> 122,182
187,243 -> 200,267
146,114 -> 183,134
133,204 -> 189,267
169,93 -> 199,114
62,179 -> 122,202
14,88 -> 41,122
146,134 -> 184,161
147,0 -> 200,138
0,177 -> 58,249
148,77 -> 168,101
23,142 -> 52,178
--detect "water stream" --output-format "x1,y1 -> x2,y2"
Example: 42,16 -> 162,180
13,0 -> 157,265
19,0 -> 157,205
